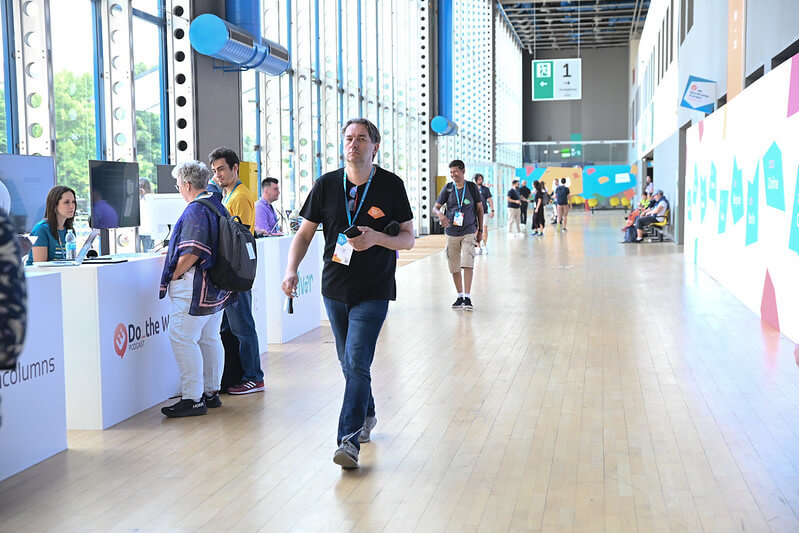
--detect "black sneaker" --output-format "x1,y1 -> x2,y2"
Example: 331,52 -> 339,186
203,392 -> 222,408
452,297 -> 465,309
462,297 -> 474,311
161,398 -> 207,418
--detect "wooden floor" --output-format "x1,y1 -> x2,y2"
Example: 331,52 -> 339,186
2,211 -> 799,532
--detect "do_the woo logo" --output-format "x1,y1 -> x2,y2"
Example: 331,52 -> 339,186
114,323 -> 128,358
112,315 -> 170,358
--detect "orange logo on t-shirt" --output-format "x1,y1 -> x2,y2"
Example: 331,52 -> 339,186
367,206 -> 385,219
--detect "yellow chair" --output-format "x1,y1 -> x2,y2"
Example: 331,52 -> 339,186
621,197 -> 632,211
571,195 -> 584,209
649,209 -> 670,241
609,197 -> 621,208
587,198 -> 599,214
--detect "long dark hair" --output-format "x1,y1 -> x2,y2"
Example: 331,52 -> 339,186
45,185 -> 76,240
533,180 -> 542,192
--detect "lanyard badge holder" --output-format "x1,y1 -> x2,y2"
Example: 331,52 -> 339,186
452,184 -> 465,226
333,167 -> 375,266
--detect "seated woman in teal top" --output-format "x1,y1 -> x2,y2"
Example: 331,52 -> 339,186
27,185 -> 77,264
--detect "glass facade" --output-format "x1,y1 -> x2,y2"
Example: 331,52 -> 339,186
132,12 -> 164,187
1,0 -> 519,236
50,0 -> 98,202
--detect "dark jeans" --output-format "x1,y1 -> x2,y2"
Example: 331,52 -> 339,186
635,215 -> 658,229
221,289 -> 263,382
519,201 -> 528,224
324,297 -> 389,450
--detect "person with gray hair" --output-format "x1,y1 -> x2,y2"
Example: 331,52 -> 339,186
157,160 -> 236,418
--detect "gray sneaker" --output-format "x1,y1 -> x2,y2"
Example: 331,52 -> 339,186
333,440 -> 359,469
358,416 -> 377,443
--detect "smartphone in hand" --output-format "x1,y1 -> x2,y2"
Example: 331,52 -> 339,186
343,225 -> 362,238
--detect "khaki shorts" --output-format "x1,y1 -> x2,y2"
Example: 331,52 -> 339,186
445,234 -> 477,273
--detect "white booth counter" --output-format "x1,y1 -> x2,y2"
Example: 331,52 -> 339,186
0,270 -> 67,481
27,254 -> 180,430
251,234 -> 321,343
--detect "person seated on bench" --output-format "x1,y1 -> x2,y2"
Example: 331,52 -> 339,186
634,189 -> 669,242
638,191 -> 653,209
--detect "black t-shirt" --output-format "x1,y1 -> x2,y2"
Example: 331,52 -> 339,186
507,188 -> 520,208
299,166 -> 414,305
435,181 -> 480,237
555,185 -> 570,205
477,184 -> 492,212
533,190 -> 545,210
519,186 -> 531,203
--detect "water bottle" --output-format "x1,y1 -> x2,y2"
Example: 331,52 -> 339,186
65,229 -> 77,260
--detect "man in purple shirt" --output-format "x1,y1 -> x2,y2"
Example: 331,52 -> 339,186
254,177 -> 281,235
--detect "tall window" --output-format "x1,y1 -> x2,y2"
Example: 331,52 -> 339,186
132,12 -> 164,186
51,0 -> 98,202
241,70 -> 258,164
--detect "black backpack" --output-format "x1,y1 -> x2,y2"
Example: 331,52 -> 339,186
194,198 -> 257,292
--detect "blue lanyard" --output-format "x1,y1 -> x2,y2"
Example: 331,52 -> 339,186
343,166 -> 375,226
453,183 -> 465,211
222,181 -> 241,206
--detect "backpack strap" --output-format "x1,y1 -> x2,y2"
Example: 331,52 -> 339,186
194,197 -> 226,219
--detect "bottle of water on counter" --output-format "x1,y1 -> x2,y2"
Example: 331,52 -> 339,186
65,229 -> 77,260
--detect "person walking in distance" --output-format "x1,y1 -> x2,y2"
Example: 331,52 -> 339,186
518,180 -> 531,228
282,118 -> 415,469
433,160 -> 484,310
474,173 -> 494,254
507,179 -> 522,235
554,178 -> 571,231
530,180 -> 546,236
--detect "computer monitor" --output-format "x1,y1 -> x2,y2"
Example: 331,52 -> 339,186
88,160 -> 141,229
0,154 -> 56,234
156,164 -> 177,194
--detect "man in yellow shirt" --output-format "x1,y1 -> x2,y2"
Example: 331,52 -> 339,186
209,147 -> 264,394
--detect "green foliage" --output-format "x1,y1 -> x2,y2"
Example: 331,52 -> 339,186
53,70 -> 96,200
50,65 -> 162,200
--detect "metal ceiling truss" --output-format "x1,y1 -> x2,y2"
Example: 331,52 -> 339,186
499,0 -> 650,51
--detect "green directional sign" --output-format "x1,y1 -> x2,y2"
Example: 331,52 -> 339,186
533,60 -> 554,100
532,59 -> 582,101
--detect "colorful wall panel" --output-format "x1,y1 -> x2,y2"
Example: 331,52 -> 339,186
515,165 -> 637,199
685,53 -> 799,342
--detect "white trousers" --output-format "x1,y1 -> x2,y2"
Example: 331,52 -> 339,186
168,268 -> 224,401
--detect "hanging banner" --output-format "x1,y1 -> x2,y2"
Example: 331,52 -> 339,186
532,59 -> 582,101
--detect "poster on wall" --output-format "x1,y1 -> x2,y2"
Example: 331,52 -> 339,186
680,75 -> 717,113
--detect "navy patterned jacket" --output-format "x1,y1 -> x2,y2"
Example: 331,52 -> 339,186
0,209 -> 26,370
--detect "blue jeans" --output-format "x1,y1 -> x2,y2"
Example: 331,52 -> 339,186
221,289 -> 264,382
324,297 -> 389,450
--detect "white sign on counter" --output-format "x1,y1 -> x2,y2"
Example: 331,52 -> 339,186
0,271 -> 67,481
256,234 -> 322,343
29,255 -> 181,430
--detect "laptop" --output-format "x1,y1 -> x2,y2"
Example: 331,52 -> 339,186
36,229 -> 101,267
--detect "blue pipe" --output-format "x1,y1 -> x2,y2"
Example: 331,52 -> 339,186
434,0 -> 457,136
225,0 -> 260,41
189,13 -> 289,75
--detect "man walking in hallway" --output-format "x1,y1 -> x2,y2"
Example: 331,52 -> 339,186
282,118 -> 415,469
433,160 -> 484,310
507,179 -> 522,234
519,179 -> 531,227
209,147 -> 265,395
554,178 -> 571,231
474,173 -> 494,254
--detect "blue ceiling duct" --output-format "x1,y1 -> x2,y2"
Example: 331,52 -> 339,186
189,1 -> 289,76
